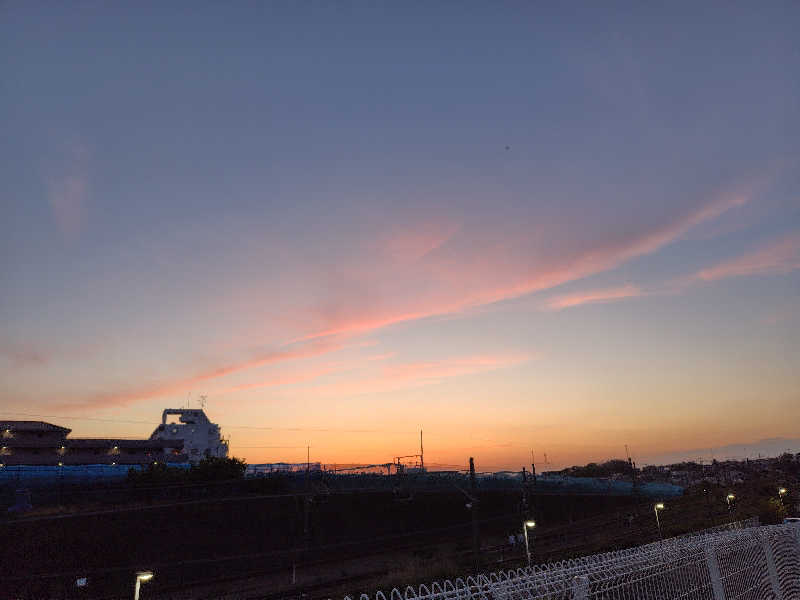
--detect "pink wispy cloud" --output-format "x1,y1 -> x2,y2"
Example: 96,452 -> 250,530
382,355 -> 530,382
51,183 -> 756,410
379,221 -> 460,263
220,364 -> 339,393
46,139 -> 91,241
308,354 -> 531,397
692,233 -> 800,282
0,339 -> 101,369
54,339 -> 342,410
545,231 -> 800,310
0,342 -> 49,367
297,189 -> 752,342
365,352 -> 396,361
545,284 -> 643,310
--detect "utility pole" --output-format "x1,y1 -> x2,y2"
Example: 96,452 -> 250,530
531,450 -> 537,486
521,467 -> 530,521
469,457 -> 481,573
420,429 -> 424,472
704,487 -> 715,527
305,445 -> 311,490
303,494 -> 312,545
626,445 -> 638,493
304,445 -> 312,547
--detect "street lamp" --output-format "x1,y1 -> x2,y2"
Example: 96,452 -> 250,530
726,493 -> 735,507
523,520 -> 536,567
654,503 -> 665,539
133,571 -> 153,600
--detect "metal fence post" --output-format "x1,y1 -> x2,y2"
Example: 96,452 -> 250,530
571,575 -> 590,599
761,534 -> 784,600
704,545 -> 726,600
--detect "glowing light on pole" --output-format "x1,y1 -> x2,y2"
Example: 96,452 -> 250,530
523,520 -> 536,567
654,503 -> 665,539
133,571 -> 153,600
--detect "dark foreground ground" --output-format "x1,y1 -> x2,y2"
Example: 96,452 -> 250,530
1,473 -> 793,599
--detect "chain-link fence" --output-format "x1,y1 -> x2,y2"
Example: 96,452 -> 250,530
345,519 -> 800,600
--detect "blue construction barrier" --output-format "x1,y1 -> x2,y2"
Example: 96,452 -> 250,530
0,464 -> 683,498
0,464 -> 191,486
526,475 -> 683,497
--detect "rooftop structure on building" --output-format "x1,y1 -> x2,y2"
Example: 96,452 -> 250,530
150,409 -> 228,462
0,408 -> 227,467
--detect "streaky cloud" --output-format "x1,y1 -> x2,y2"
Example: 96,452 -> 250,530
0,342 -> 49,367
693,232 -> 800,282
48,179 -> 763,410
220,364 -> 339,393
307,353 -> 531,397
545,284 -> 643,310
298,187 -> 753,342
45,138 -> 91,242
53,339 -> 342,410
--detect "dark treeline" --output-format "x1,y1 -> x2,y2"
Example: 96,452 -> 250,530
559,459 -> 632,478
126,456 -> 248,484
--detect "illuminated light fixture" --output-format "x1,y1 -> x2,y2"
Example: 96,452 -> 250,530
134,571 -> 154,600
58,462 -> 63,466
654,502 -> 665,540
726,494 -> 735,501
522,520 -> 536,567
779,487 -> 787,495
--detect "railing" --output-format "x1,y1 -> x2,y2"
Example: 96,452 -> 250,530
344,518 -> 800,599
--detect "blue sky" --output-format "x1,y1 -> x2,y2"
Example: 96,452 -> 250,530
1,2 -> 799,468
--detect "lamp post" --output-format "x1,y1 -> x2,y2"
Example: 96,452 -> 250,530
133,571 -> 153,600
523,520 -> 536,567
654,503 -> 665,539
778,487 -> 787,505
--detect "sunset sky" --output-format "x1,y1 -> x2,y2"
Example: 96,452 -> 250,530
1,3 -> 799,471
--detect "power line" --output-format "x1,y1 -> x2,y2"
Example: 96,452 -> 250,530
233,445 -> 309,449
0,412 -> 417,435
0,413 -> 154,425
